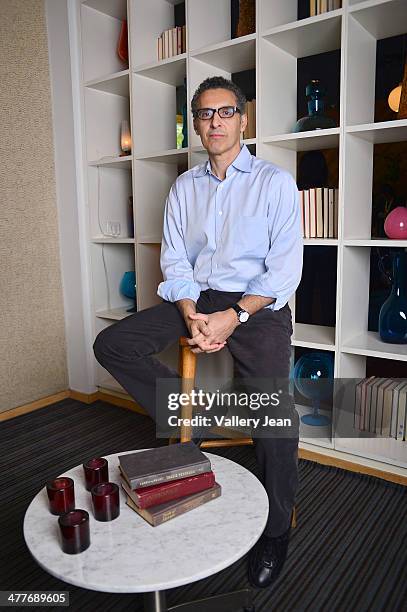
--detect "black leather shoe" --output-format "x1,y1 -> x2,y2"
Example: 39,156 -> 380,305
248,525 -> 291,588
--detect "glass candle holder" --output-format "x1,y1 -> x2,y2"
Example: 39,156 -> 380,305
91,482 -> 120,522
83,457 -> 109,491
58,509 -> 90,554
46,477 -> 75,515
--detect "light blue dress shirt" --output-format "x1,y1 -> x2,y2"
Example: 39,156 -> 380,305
157,144 -> 303,311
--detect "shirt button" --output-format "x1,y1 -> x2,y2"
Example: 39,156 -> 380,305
219,211 -> 223,216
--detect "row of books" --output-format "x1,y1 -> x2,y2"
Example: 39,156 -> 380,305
355,377 -> 407,440
157,26 -> 187,61
299,188 -> 338,239
310,0 -> 341,16
118,442 -> 221,526
242,99 -> 256,140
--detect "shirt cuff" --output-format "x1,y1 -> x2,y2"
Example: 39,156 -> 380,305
157,279 -> 201,303
242,291 -> 286,311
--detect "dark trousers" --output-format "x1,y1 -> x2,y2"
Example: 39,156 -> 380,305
93,289 -> 299,537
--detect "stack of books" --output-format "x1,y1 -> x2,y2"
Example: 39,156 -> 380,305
310,0 -> 341,16
243,99 -> 256,139
119,442 -> 221,526
157,26 -> 187,60
299,187 -> 338,239
354,377 -> 407,440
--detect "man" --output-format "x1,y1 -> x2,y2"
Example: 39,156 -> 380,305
93,76 -> 303,588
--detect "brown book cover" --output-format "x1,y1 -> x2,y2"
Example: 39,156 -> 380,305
182,25 -> 186,53
121,470 -> 215,509
126,482 -> 222,526
118,442 -> 212,489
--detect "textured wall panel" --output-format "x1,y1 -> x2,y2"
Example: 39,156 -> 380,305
0,0 -> 68,412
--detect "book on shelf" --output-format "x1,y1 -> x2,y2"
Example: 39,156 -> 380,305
299,188 -> 338,239
118,441 -> 211,489
157,25 -> 186,60
354,377 -> 407,441
120,469 -> 216,509
243,99 -> 256,140
126,482 -> 222,526
309,0 -> 340,16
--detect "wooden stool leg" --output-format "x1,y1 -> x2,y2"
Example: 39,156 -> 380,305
179,344 -> 197,443
291,506 -> 297,528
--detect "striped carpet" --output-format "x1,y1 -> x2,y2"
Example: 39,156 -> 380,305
1,398 -> 406,612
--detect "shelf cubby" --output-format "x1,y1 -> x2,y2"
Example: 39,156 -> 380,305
87,165 -> 133,239
129,0 -> 186,68
131,72 -> 186,155
90,242 -> 136,313
81,2 -> 128,82
190,34 -> 256,73
136,244 -> 163,311
84,88 -> 130,160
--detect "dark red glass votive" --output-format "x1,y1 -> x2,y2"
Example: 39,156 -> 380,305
58,509 -> 90,554
91,482 -> 120,522
83,457 -> 109,491
46,477 -> 75,515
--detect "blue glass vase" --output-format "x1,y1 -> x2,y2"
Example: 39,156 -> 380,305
293,352 -> 334,426
119,271 -> 137,313
294,80 -> 336,133
379,250 -> 407,344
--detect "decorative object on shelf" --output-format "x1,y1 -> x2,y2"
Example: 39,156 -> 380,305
384,205 -> 407,239
293,352 -> 334,426
378,249 -> 407,344
398,55 -> 407,119
294,80 -> 337,132
120,120 -> 131,155
176,114 -> 184,149
120,271 -> 137,312
232,0 -> 255,39
117,20 -> 128,64
387,35 -> 406,116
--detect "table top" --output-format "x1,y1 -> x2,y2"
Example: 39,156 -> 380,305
23,450 -> 268,593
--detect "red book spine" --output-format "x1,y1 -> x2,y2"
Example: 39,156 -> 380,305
123,470 -> 216,509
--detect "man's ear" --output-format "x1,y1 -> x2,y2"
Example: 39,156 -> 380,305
193,118 -> 199,135
240,112 -> 248,133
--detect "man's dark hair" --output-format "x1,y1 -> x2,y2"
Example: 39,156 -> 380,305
191,76 -> 246,117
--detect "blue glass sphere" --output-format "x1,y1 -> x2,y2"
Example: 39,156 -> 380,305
119,271 -> 136,312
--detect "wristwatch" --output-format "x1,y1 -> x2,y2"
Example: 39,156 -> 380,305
230,303 -> 250,323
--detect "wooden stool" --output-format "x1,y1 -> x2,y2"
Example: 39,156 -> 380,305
175,336 -> 297,529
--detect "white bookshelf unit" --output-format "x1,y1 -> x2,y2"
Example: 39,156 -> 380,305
71,0 -> 407,477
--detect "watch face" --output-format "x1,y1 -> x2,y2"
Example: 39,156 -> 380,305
239,311 -> 250,323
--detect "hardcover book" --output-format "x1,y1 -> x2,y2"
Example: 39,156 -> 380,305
121,470 -> 215,509
118,442 -> 212,489
126,482 -> 222,526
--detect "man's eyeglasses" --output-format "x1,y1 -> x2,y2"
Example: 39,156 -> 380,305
194,106 -> 241,120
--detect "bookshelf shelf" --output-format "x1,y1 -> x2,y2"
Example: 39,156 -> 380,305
262,11 -> 342,58
88,155 -> 132,169
96,307 -> 134,321
304,239 -> 339,246
263,128 -> 340,151
342,332 -> 407,362
69,0 -> 407,474
133,55 -> 187,87
134,148 -> 188,162
343,239 -> 407,247
346,121 -> 407,143
84,70 -> 129,97
190,34 -> 256,73
348,0 -> 407,39
91,238 -> 135,244
293,323 -> 336,350
82,0 -> 127,20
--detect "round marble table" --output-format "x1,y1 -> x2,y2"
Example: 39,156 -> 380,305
24,450 -> 268,612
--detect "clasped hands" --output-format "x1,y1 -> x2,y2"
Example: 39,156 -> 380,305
186,310 -> 238,354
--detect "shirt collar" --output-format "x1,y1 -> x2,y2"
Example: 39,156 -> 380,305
193,144 -> 253,178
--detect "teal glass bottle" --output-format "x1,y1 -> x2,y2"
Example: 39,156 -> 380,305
379,250 -> 407,344
294,79 -> 336,132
